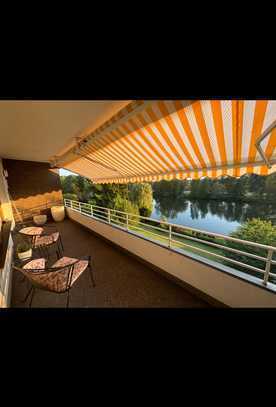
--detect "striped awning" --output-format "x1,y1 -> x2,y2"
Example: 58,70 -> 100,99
54,100 -> 276,183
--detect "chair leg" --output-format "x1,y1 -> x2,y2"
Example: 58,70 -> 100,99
46,247 -> 50,262
59,241 -> 63,256
66,290 -> 70,308
59,236 -> 64,252
29,287 -> 35,308
56,242 -> 61,260
55,241 -> 62,259
88,263 -> 95,288
59,239 -> 64,255
21,284 -> 33,304
19,273 -> 26,283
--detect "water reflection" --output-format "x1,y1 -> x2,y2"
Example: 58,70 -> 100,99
152,197 -> 276,235
154,196 -> 188,218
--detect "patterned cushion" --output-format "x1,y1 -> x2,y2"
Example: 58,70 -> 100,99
52,257 -> 89,288
20,256 -> 88,293
33,232 -> 59,248
19,226 -> 43,236
23,258 -> 46,270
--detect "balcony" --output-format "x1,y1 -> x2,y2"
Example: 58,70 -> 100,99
1,99 -> 276,308
11,217 -> 210,308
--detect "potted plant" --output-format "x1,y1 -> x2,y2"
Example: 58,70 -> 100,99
17,239 -> 32,261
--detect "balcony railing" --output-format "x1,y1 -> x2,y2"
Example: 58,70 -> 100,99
64,199 -> 276,287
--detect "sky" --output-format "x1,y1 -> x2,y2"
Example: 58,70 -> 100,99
59,168 -> 75,176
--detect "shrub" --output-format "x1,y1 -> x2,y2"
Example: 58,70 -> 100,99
139,207 -> 152,218
157,215 -> 168,230
222,218 -> 276,280
114,200 -> 140,226
63,193 -> 78,201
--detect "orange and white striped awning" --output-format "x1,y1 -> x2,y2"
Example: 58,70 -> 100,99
54,100 -> 276,184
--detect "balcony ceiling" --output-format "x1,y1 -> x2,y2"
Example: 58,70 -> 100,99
0,100 -> 130,162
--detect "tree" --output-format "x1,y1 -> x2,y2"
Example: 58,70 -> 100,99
113,197 -> 140,226
189,179 -> 200,198
197,177 -> 212,199
265,173 -> 276,198
128,183 -> 153,217
153,179 -> 188,218
63,193 -> 78,201
223,218 -> 276,279
60,175 -> 78,194
210,180 -> 227,198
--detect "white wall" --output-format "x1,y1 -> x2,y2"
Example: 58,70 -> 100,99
67,208 -> 276,308
0,159 -> 14,307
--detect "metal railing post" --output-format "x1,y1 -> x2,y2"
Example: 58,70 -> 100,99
126,213 -> 129,230
70,200 -> 73,209
168,224 -> 172,248
78,202 -> 81,212
263,248 -> 273,285
108,208 -> 111,224
91,205 -> 93,217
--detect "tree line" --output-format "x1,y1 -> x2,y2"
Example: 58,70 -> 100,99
151,173 -> 276,202
61,173 -> 276,219
60,175 -> 153,217
189,173 -> 276,201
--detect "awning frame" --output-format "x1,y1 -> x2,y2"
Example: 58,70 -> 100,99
256,119 -> 276,169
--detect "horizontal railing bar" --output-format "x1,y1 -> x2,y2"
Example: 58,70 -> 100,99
111,219 -> 126,227
170,238 -> 266,274
92,208 -> 107,214
89,204 -> 109,210
127,218 -> 168,233
81,209 -> 91,215
169,224 -> 276,251
129,224 -> 170,240
171,231 -> 268,262
126,216 -> 270,263
110,214 -> 126,221
109,208 -> 130,215
93,213 -> 108,220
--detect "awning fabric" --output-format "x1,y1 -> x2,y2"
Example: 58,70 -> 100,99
56,100 -> 276,184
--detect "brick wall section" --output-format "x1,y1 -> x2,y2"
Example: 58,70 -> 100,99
3,159 -> 63,222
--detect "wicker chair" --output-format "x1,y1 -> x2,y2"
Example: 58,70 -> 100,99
12,255 -> 95,308
16,221 -> 64,260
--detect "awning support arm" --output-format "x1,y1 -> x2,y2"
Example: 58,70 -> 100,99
255,120 -> 276,169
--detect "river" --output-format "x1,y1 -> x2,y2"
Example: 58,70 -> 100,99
151,199 -> 276,236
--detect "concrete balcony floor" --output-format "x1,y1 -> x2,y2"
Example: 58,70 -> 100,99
11,219 -> 210,308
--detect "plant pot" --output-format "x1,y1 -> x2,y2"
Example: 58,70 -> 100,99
51,205 -> 65,222
17,248 -> 32,261
33,214 -> 47,225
